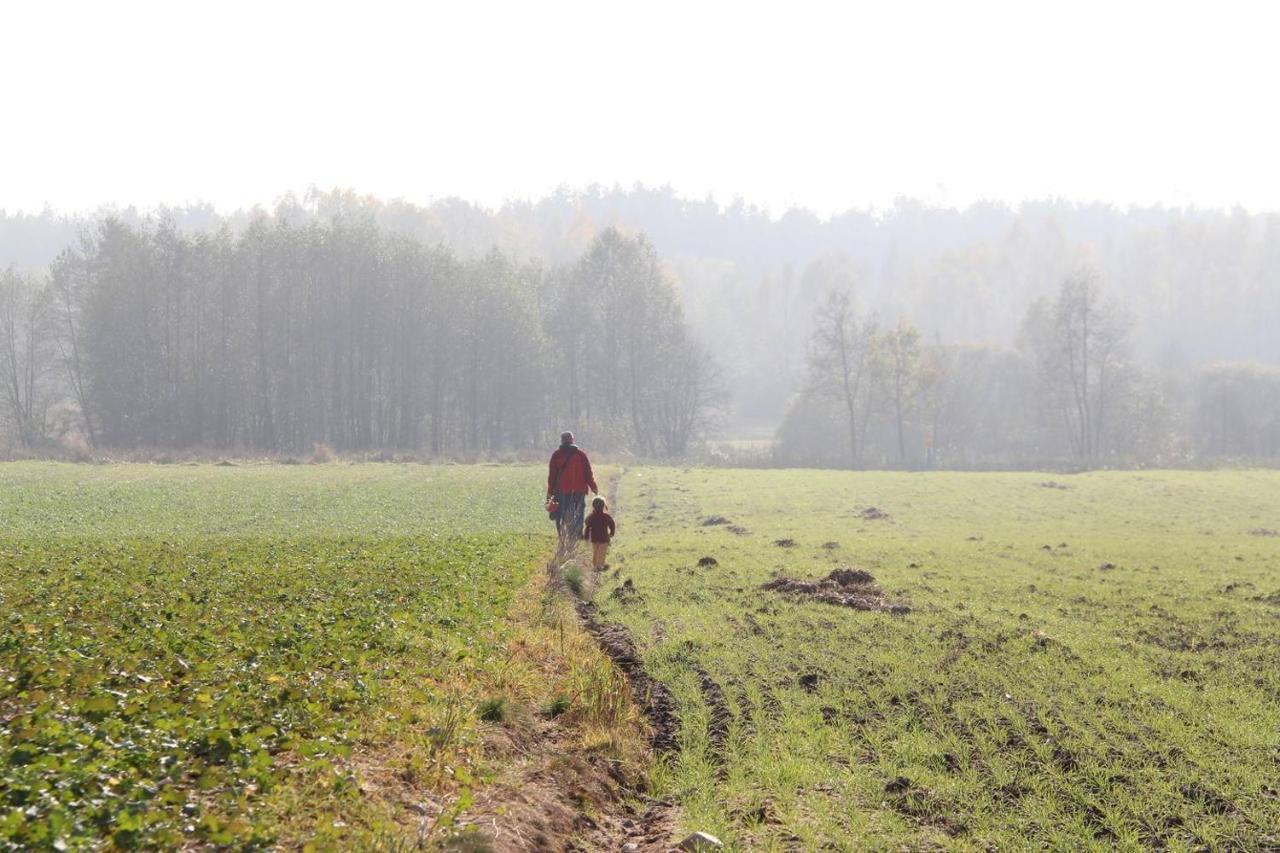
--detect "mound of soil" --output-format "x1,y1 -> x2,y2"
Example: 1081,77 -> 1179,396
1249,527 -> 1278,537
697,556 -> 718,567
773,538 -> 796,548
610,578 -> 641,602
860,507 -> 890,520
1038,480 -> 1070,490
821,541 -> 841,549
762,567 -> 909,614
726,525 -> 750,535
701,515 -> 731,527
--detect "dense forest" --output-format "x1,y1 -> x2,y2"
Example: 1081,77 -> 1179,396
1,187 -> 1278,466
0,217 -> 716,456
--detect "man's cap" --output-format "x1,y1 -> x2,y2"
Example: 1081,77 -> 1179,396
561,431 -> 574,442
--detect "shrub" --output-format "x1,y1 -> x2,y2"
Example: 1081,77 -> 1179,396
310,442 -> 336,464
59,433 -> 94,463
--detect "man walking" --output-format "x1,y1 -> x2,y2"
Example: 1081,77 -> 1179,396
547,431 -> 597,541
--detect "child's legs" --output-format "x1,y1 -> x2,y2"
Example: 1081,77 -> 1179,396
592,541 -> 609,568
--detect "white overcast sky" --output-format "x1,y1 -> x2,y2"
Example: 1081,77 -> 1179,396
3,0 -> 1278,217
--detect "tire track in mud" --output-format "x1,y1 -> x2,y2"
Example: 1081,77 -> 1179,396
694,666 -> 732,774
574,599 -> 681,754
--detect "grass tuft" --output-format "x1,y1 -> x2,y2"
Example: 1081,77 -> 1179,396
564,566 -> 585,596
477,695 -> 510,723
543,693 -> 572,718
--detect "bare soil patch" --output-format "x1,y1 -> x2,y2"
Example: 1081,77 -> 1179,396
701,515 -> 731,527
762,568 -> 910,614
1249,527 -> 1279,537
883,776 -> 969,837
454,724 -> 664,852
860,506 -> 890,520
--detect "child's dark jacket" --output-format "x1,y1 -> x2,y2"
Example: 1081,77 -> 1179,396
583,511 -> 615,543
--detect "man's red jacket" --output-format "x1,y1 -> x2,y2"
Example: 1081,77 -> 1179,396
548,445 -> 597,495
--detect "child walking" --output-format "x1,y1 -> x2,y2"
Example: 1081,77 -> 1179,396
582,497 -> 616,570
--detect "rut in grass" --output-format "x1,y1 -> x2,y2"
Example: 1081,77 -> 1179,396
574,599 -> 680,755
694,667 -> 732,772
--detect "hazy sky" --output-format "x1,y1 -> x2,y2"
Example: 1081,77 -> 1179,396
4,0 -> 1278,216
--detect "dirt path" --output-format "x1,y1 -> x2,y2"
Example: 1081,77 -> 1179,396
451,468 -> 682,852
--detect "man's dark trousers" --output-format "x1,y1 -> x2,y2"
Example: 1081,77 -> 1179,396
557,491 -> 587,539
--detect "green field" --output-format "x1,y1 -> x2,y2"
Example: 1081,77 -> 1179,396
3,464 -> 1279,850
600,469 -> 1280,850
0,463 -> 550,849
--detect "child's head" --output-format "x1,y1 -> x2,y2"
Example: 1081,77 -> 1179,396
592,497 -> 606,512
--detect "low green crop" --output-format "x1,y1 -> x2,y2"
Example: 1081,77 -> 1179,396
0,463 -> 550,849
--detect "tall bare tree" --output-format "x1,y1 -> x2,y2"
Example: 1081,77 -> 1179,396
805,289 -> 879,466
0,269 -> 53,448
1024,273 -> 1131,460
876,320 -> 928,463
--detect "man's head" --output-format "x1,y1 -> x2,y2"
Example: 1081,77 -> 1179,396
560,431 -> 574,446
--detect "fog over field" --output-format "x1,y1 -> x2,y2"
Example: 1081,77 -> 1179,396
2,1 -> 1279,467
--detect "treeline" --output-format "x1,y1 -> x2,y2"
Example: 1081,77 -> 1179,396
776,277 -> 1280,468
4,190 -> 1280,466
0,219 -> 719,456
9,188 -> 1280,433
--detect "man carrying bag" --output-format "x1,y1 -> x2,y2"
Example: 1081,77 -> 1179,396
547,431 -> 597,542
